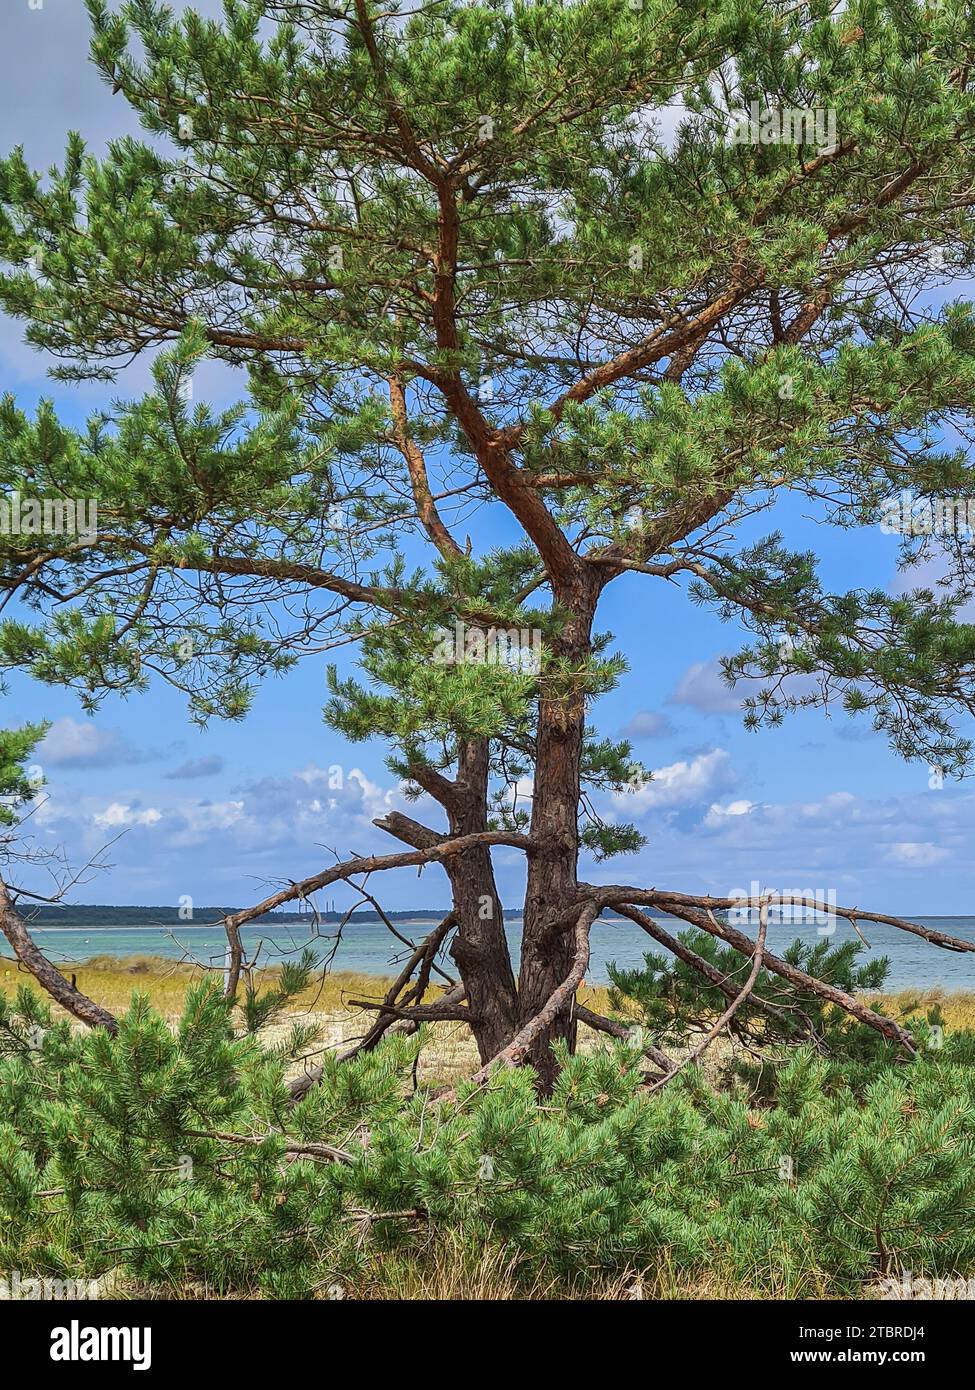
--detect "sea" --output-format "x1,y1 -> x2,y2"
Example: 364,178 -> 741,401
3,913 -> 975,991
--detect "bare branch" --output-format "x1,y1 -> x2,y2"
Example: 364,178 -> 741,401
222,829 -> 535,936
585,886 -> 919,1053
615,904 -> 815,1039
0,878 -> 119,1034
646,900 -> 769,1091
572,1002 -> 675,1075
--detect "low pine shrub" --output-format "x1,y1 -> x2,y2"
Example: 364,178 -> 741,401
2,979 -> 975,1298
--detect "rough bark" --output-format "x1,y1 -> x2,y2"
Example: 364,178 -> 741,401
443,740 -> 519,1061
0,880 -> 119,1034
376,740 -> 519,1063
517,569 -> 601,1090
470,901 -> 598,1085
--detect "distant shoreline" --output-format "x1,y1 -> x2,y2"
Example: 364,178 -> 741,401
18,905 -> 970,929
6,913 -> 975,992
21,905 -> 456,928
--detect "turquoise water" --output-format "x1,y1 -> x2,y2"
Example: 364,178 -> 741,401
3,915 -> 975,990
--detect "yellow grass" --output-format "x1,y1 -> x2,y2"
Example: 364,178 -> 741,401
0,954 -> 610,1015
2,955 -> 973,1088
865,987 -> 975,1032
0,956 -> 401,1017
0,956 -> 619,1087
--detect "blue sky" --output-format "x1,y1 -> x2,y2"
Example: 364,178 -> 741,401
2,0 -> 973,916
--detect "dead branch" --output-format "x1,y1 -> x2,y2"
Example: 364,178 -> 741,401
183,1129 -> 354,1164
336,879 -> 455,987
646,900 -> 769,1092
347,994 -> 474,1024
284,916 -> 460,1092
572,1002 -> 676,1074
221,829 -> 534,938
587,886 -> 918,1054
223,916 -> 244,1001
359,912 -> 457,1036
614,903 -> 816,1041
0,878 -> 119,1034
642,890 -> 975,955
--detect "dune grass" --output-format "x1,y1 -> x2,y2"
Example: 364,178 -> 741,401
864,987 -> 975,1032
3,954 -> 971,1036
0,954 -> 616,1020
3,954 -> 973,1089
0,956 -> 618,1085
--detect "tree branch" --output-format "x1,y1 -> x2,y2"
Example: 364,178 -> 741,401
222,830 -> 534,936
645,900 -> 769,1091
586,887 -> 920,1053
0,879 -> 119,1034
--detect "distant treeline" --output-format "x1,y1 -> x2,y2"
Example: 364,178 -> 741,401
22,905 -> 453,928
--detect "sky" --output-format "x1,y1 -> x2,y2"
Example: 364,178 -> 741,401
1,0 -> 973,917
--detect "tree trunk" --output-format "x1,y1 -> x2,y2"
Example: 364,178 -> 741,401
446,739 -> 519,1061
517,571 -> 601,1091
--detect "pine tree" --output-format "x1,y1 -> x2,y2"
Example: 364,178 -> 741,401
2,0 -> 975,1085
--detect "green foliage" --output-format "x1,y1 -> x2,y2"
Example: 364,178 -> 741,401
240,948 -> 323,1062
0,723 -> 46,829
1,0 -> 975,773
609,928 -> 895,1064
2,984 -> 974,1297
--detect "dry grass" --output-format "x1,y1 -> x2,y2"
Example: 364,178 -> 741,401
115,1238 -> 835,1301
0,956 -> 404,1018
0,955 -> 613,1013
347,1242 -> 833,1301
865,987 -> 975,1032
115,1246 -> 876,1301
3,955 -> 973,1089
0,956 -> 616,1086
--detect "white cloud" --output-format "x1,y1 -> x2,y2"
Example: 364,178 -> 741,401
93,802 -> 162,829
29,756 -> 419,905
668,658 -> 741,713
289,765 -> 403,822
618,748 -> 735,812
38,718 -> 152,770
589,768 -> 974,915
669,656 -> 819,716
885,842 -> 950,869
704,798 -> 756,826
181,801 -> 246,833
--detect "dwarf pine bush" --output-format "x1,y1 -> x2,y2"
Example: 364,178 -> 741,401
609,929 -> 897,1066
1,981 -> 974,1298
